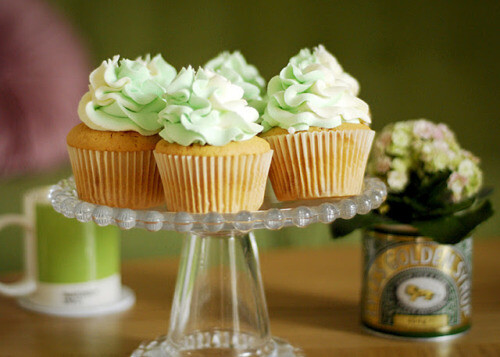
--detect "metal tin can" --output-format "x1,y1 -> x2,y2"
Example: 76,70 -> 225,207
361,225 -> 472,339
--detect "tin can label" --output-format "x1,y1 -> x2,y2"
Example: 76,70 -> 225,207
361,230 -> 472,337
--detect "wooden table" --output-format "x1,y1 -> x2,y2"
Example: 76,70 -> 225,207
1,239 -> 499,356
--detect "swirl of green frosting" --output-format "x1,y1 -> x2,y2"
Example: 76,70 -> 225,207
78,54 -> 177,136
261,45 -> 371,133
158,67 -> 263,146
205,51 -> 266,114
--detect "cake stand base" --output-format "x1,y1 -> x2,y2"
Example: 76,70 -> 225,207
17,285 -> 135,317
132,333 -> 304,357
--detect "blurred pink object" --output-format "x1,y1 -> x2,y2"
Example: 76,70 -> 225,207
0,0 -> 89,177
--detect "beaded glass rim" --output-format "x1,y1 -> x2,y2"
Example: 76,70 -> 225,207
49,177 -> 387,235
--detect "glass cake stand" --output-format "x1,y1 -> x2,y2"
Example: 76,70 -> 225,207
49,177 -> 387,357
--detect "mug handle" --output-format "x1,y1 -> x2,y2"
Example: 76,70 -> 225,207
0,214 -> 37,296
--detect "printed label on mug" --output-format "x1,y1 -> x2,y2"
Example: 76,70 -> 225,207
30,274 -> 121,307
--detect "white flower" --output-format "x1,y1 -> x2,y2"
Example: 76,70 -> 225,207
392,128 -> 411,148
421,142 -> 432,155
447,172 -> 467,202
388,128 -> 411,156
437,123 -> 454,140
391,158 -> 409,172
433,140 -> 449,152
433,152 -> 449,171
418,139 -> 455,172
458,159 -> 475,178
387,170 -> 409,192
461,150 -> 480,164
377,131 -> 392,149
375,156 -> 392,174
413,120 -> 434,139
465,169 -> 482,197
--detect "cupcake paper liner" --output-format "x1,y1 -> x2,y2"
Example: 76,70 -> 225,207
67,146 -> 164,209
264,129 -> 374,201
154,151 -> 273,213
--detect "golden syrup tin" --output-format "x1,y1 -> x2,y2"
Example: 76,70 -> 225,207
361,226 -> 472,339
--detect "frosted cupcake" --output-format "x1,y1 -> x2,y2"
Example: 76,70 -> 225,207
67,54 -> 176,209
154,67 -> 273,213
261,45 -> 374,201
205,51 -> 266,115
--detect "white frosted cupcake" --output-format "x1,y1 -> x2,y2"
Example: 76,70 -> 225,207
260,45 -> 375,201
68,54 -> 177,209
154,67 -> 273,213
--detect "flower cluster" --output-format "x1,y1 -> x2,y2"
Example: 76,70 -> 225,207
368,119 -> 482,202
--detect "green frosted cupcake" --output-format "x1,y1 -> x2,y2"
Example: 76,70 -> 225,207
260,45 -> 374,201
68,54 -> 177,209
153,66 -> 273,213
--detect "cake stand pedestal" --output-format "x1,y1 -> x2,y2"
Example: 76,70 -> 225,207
50,177 -> 387,356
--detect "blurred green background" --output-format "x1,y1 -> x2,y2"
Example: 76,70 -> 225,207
0,0 -> 498,273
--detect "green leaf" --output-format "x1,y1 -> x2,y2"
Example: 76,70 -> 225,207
412,199 -> 494,244
422,170 -> 453,207
403,170 -> 451,205
384,183 -> 487,221
330,213 -> 388,238
477,186 -> 493,199
424,195 -> 476,217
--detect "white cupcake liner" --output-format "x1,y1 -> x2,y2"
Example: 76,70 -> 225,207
264,129 -> 375,201
67,146 -> 164,209
154,151 -> 273,213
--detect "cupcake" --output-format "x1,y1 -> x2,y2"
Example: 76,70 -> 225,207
261,45 -> 374,201
67,54 -> 177,209
154,67 -> 273,213
205,51 -> 267,115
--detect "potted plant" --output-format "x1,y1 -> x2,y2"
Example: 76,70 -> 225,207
332,119 -> 493,339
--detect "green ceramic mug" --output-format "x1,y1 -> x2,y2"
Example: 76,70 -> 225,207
0,186 -> 121,309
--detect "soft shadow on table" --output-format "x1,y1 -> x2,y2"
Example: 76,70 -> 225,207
122,259 -> 179,306
0,298 -> 144,356
265,286 -> 364,336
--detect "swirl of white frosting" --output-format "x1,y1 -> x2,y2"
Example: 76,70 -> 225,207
158,67 -> 263,146
205,51 -> 265,101
261,45 -> 371,132
78,54 -> 177,135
